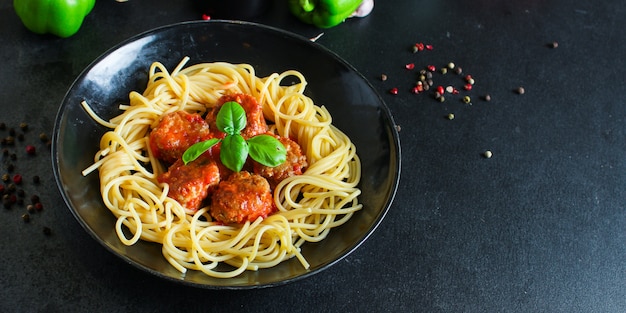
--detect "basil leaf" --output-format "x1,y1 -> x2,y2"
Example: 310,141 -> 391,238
182,138 -> 220,165
216,101 -> 247,135
220,134 -> 248,172
247,135 -> 287,167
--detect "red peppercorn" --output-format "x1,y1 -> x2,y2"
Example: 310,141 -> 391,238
464,84 -> 473,91
427,65 -> 436,72
389,87 -> 399,95
436,85 -> 445,95
201,14 -> 211,20
12,174 -> 22,185
25,145 -> 36,155
405,63 -> 415,70
425,44 -> 433,50
452,88 -> 460,95
35,202 -> 43,211
411,86 -> 420,94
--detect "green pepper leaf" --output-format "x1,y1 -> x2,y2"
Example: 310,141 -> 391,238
220,134 -> 249,172
216,101 -> 247,135
182,138 -> 220,165
248,135 -> 287,167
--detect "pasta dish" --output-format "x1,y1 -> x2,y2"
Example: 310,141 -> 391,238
81,57 -> 362,278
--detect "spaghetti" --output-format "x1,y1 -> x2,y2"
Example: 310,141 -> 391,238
82,57 -> 362,278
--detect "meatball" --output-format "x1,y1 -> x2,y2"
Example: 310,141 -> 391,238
206,94 -> 268,139
158,156 -> 220,211
150,111 -> 211,164
253,135 -> 308,187
210,171 -> 275,224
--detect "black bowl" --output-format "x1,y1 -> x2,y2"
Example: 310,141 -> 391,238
52,20 -> 400,289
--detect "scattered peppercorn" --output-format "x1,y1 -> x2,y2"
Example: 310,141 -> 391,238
39,133 -> 49,142
31,194 -> 40,204
549,41 -> 558,48
34,202 -> 43,211
22,213 -> 30,223
447,113 -> 455,120
1,174 -> 9,182
389,87 -> 399,95
27,204 -> 35,213
13,175 -> 22,185
8,128 -> 15,136
454,67 -> 462,75
19,122 -> 28,131
43,227 -> 52,236
484,94 -> 492,101
4,136 -> 15,145
447,62 -> 455,69
380,74 -> 388,81
483,150 -> 493,158
25,145 -> 36,155
0,122 -> 5,130
405,63 -> 415,70
33,175 -> 40,184
516,87 -> 525,94
463,96 -> 472,104
2,195 -> 10,209
17,133 -> 24,141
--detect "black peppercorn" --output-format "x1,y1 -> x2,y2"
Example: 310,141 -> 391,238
2,194 -> 10,209
43,227 -> 52,236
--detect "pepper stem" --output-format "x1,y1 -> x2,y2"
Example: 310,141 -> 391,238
299,0 -> 316,12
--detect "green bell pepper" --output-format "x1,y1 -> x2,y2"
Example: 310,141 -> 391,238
289,0 -> 364,28
14,0 -> 96,38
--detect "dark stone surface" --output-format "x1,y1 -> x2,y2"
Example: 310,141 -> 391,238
1,0 -> 624,311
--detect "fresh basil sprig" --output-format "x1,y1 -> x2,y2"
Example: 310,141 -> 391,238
182,101 -> 287,172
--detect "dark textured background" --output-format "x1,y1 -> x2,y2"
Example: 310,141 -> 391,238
1,0 -> 624,312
